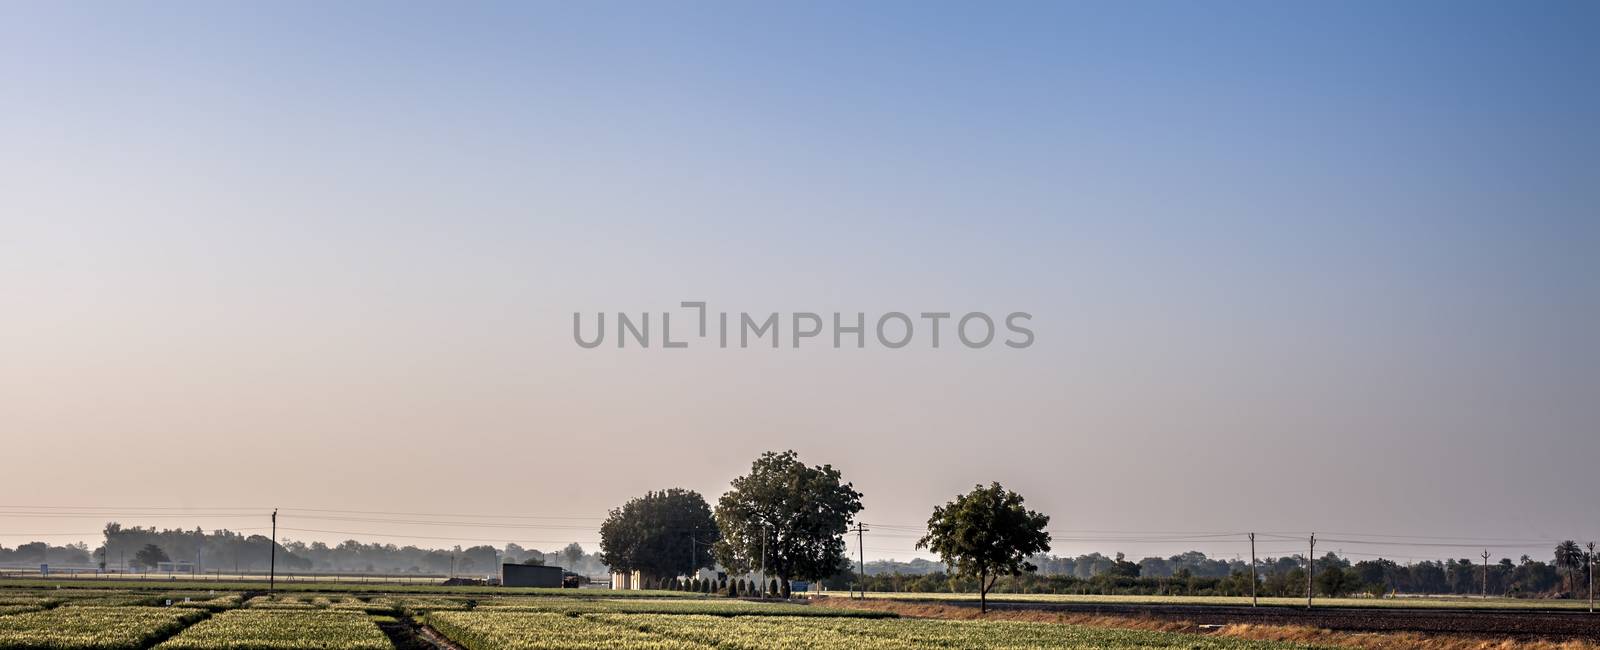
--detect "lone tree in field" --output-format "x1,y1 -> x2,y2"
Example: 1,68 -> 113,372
917,482 -> 1051,613
714,450 -> 864,597
598,489 -> 718,584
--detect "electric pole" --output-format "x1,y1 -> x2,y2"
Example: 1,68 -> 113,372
1249,533 -> 1257,607
1306,533 -> 1315,610
1481,550 -> 1489,598
759,523 -> 767,599
268,509 -> 278,593
855,523 -> 869,599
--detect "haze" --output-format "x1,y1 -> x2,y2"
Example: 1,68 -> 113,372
2,1 -> 1596,565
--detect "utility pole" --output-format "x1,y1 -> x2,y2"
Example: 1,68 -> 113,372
855,523 -> 869,599
1249,533 -> 1257,607
268,509 -> 278,594
1306,533 -> 1315,610
1481,550 -> 1490,598
759,523 -> 768,599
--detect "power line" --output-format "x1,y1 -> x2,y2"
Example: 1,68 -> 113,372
278,527 -> 600,546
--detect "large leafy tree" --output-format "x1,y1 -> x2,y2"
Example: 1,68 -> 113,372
917,482 -> 1051,612
714,450 -> 863,593
599,489 -> 718,582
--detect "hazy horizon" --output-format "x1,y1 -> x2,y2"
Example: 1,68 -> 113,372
3,1 -> 1596,567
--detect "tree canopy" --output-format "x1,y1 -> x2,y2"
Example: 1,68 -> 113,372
713,450 -> 863,588
598,489 -> 718,581
133,543 -> 171,569
917,482 -> 1051,612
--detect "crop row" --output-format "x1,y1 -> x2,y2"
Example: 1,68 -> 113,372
470,597 -> 893,618
241,594 -> 397,614
156,609 -> 392,649
0,606 -> 204,649
424,611 -> 1303,650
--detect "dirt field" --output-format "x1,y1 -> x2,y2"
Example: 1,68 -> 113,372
822,595 -> 1600,647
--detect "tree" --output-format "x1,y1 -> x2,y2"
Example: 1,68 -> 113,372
713,450 -> 864,587
133,544 -> 170,570
599,489 -> 719,584
1556,540 -> 1584,594
917,482 -> 1051,613
1318,564 -> 1354,597
1106,552 -> 1141,578
561,543 -> 586,571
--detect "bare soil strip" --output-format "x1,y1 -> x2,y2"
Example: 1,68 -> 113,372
815,596 -> 1600,649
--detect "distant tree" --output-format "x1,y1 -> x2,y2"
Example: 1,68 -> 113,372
461,545 -> 499,576
599,489 -> 718,584
1106,553 -> 1141,578
561,543 -> 585,571
521,556 -> 545,566
133,544 -> 170,570
1556,540 -> 1584,594
1317,564 -> 1354,597
917,482 -> 1051,613
713,450 -> 864,587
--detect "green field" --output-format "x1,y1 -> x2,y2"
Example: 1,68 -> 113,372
0,577 -> 692,597
0,606 -> 204,649
424,611 -> 1305,649
0,582 -> 1331,649
854,590 -> 1599,610
156,609 -> 391,649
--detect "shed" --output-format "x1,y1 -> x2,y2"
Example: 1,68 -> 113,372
501,563 -> 564,588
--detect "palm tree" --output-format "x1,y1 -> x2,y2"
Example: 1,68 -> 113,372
1555,540 -> 1583,594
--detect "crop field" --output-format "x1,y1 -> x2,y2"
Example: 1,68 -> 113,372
0,577 -> 692,598
859,590 -> 1600,611
155,609 -> 392,649
460,597 -> 894,618
1,581 -> 1590,648
0,606 -> 204,649
424,611 -> 1304,649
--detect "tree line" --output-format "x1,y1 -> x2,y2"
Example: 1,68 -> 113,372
0,522 -> 605,577
598,450 -> 1595,611
848,548 -> 1590,599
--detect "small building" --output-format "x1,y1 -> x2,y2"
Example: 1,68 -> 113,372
611,569 -> 644,590
501,563 -> 563,588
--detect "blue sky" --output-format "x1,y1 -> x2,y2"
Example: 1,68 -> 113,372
2,1 -> 1596,562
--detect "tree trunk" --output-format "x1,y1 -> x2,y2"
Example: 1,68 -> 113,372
979,568 -> 988,613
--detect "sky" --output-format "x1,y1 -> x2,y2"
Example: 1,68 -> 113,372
1,1 -> 1597,566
